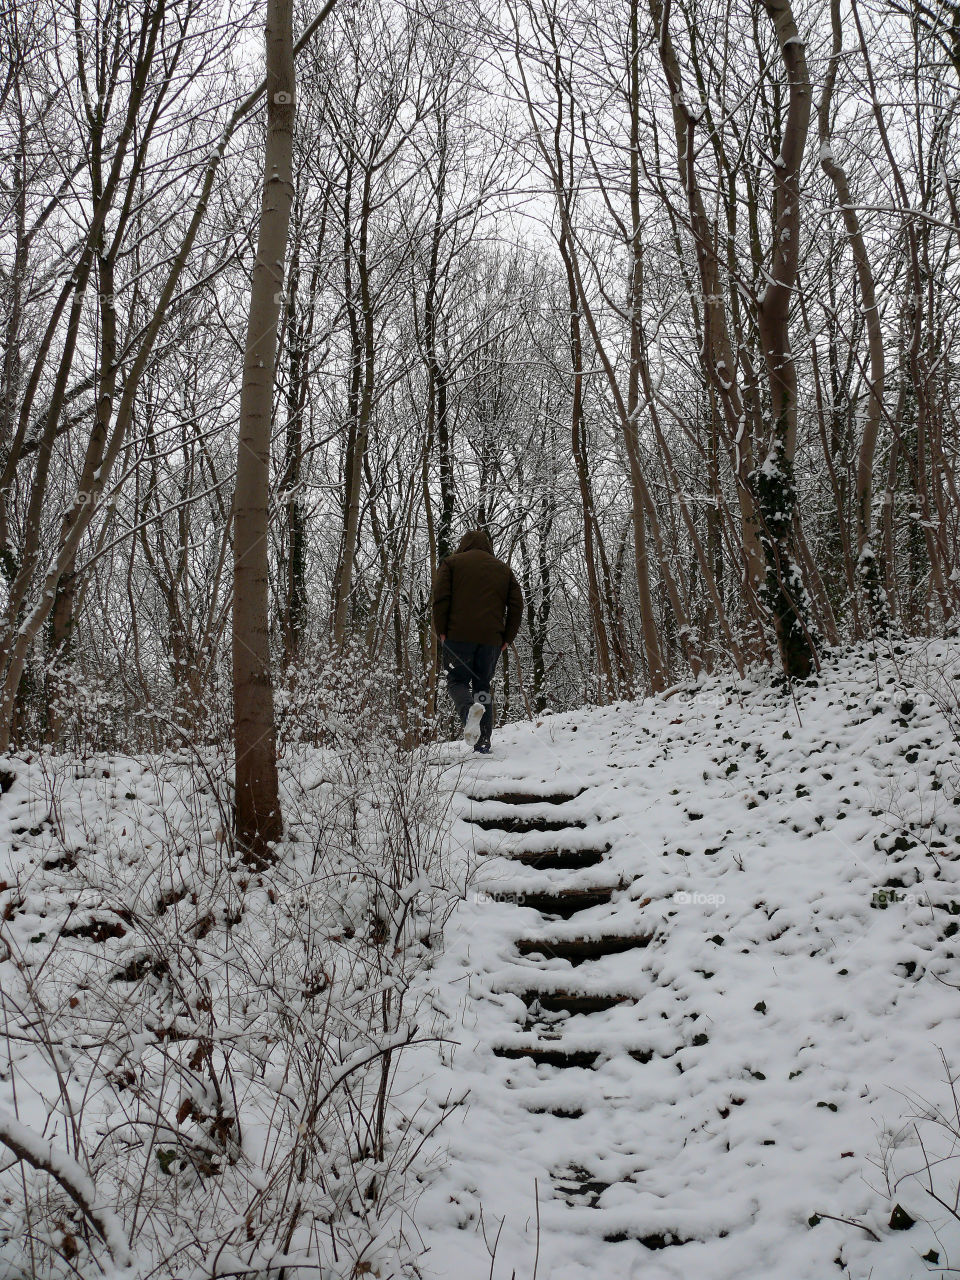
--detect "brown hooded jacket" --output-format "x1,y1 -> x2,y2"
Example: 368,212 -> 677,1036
431,531 -> 524,647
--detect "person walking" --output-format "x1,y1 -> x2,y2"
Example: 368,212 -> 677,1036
431,529 -> 523,753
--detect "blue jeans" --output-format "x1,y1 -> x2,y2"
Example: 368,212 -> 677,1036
442,640 -> 500,741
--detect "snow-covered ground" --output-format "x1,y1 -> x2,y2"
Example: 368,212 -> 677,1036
0,735 -> 458,1279
1,640 -> 959,1279
409,640 -> 960,1280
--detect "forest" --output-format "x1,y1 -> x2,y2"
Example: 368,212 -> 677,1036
1,0 -> 959,1275
2,0 -> 957,760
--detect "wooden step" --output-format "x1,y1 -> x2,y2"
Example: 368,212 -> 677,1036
474,844 -> 609,868
493,1041 -> 654,1067
493,1042 -> 602,1068
553,1166 -> 611,1206
516,932 -> 653,965
509,846 -> 608,870
520,990 -> 633,1016
500,885 -> 616,918
467,790 -> 584,806
466,814 -> 588,834
603,1229 -> 696,1247
525,1102 -> 584,1118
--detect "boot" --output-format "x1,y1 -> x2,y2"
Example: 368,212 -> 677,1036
463,700 -> 484,747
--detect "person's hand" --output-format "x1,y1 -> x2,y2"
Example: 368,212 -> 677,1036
440,634 -> 446,644
501,642 -> 508,652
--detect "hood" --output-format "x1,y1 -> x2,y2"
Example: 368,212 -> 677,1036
456,529 -> 493,554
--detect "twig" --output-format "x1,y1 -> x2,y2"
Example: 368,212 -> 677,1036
532,1178 -> 541,1280
812,1209 -> 881,1242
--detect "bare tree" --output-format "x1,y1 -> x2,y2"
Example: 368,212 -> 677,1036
233,0 -> 301,861
752,0 -> 819,678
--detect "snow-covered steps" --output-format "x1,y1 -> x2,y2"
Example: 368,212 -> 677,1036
507,845 -> 608,870
518,989 -> 634,1016
493,884 -> 619,918
458,785 -> 669,1225
416,651 -> 960,1278
460,786 -> 596,834
514,929 -> 653,963
492,1042 -> 613,1069
552,1164 -> 611,1205
464,789 -> 586,806
465,812 -> 588,834
491,1040 -> 656,1068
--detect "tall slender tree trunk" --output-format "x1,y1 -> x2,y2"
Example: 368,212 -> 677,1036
817,0 -> 885,628
332,172 -> 374,647
560,237 -> 616,699
280,232 -> 312,672
423,148 -> 455,564
233,0 -> 296,862
47,245 -> 119,743
650,0 -> 768,657
753,0 -> 819,678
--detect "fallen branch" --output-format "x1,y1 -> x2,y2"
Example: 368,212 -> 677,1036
812,1209 -> 881,1242
0,1105 -> 132,1266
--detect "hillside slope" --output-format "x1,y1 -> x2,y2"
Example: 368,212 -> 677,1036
411,640 -> 960,1280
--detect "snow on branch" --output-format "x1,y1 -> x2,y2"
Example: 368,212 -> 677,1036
0,1106 -> 131,1267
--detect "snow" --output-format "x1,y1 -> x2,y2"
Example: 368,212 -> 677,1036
405,639 -> 960,1280
0,731 -> 460,1278
2,642 -> 959,1278
758,448 -> 782,478
0,1107 -> 131,1266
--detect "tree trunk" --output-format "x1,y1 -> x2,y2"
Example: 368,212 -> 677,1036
754,0 -> 819,679
280,235 -> 309,671
332,164 -> 374,647
232,0 -> 295,862
817,0 -> 885,628
561,239 -> 617,700
650,0 -> 768,657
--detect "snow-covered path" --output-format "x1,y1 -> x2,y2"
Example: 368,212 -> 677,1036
410,644 -> 960,1280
